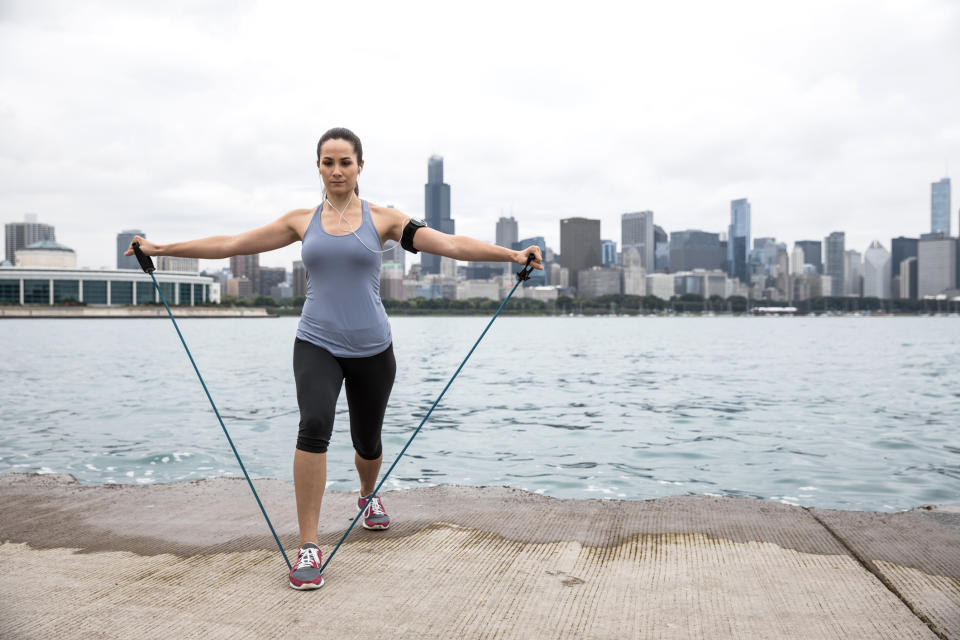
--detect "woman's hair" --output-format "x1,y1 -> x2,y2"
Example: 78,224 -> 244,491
317,127 -> 363,195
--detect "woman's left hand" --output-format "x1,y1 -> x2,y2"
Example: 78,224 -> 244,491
513,246 -> 544,270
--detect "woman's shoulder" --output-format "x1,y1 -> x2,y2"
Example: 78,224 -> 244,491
368,202 -> 408,223
367,202 -> 399,215
366,202 -> 409,242
284,207 -> 319,241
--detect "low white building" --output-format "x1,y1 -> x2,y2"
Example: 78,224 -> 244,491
623,266 -> 646,296
646,273 -> 675,300
156,256 -> 200,273
525,286 -> 559,302
226,277 -> 253,299
548,263 -> 569,288
457,279 -> 500,301
0,266 -> 217,305
402,279 -> 419,300
578,266 -> 621,298
380,263 -> 404,300
270,282 -> 292,302
14,241 -> 76,268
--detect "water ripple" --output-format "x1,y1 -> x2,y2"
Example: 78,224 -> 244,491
2,316 -> 959,512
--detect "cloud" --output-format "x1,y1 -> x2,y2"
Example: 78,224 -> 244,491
1,0 -> 958,270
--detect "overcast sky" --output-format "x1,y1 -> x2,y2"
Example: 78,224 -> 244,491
1,0 -> 957,272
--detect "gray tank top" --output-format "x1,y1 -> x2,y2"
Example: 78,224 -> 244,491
296,199 -> 392,357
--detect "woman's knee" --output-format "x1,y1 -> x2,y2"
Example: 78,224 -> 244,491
297,417 -> 332,454
353,438 -> 382,461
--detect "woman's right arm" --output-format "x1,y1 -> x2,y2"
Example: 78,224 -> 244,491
123,209 -> 308,259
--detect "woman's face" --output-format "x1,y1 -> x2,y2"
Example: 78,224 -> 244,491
317,138 -> 362,198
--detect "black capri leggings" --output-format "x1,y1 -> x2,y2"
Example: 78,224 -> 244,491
292,337 -> 396,459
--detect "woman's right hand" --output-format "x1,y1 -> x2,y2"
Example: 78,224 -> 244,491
123,236 -> 160,257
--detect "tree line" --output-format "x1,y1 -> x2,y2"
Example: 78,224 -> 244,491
217,293 -> 951,315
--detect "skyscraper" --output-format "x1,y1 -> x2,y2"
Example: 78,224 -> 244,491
900,257 -> 918,299
117,230 -> 144,269
918,232 -> 958,297
668,230 -> 724,272
601,240 -> 617,266
844,249 -> 862,297
258,266 -> 287,297
422,155 -> 454,275
790,246 -> 805,275
653,225 -> 669,272
517,236 -> 547,286
728,199 -> 751,282
751,237 -> 781,276
621,211 -> 654,273
493,216 -> 519,276
495,216 -> 518,249
863,241 -> 892,299
292,261 -> 307,298
824,232 -> 845,297
6,214 -> 55,264
559,217 -> 602,292
890,237 -> 918,278
230,254 -> 260,296
931,177 -> 951,235
795,240 -> 822,274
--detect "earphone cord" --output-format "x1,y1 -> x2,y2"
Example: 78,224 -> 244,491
324,192 -> 395,255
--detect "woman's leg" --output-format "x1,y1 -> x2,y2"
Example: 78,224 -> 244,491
342,343 -> 397,495
294,450 -> 327,547
354,452 -> 382,497
292,338 -> 344,547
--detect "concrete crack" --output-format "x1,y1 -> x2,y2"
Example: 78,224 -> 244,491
804,506 -> 948,640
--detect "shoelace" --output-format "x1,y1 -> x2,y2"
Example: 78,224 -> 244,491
366,496 -> 385,516
296,547 -> 320,569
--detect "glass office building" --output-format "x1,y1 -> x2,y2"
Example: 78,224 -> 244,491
931,177 -> 951,236
728,198 -> 751,282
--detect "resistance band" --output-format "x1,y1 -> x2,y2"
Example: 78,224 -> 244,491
132,243 -> 291,569
134,242 -> 535,574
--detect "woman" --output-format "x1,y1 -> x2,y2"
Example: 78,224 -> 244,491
125,127 -> 544,590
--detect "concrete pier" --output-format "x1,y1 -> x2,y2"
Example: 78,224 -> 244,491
1,473 -> 957,639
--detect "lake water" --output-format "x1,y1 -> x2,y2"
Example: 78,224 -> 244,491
1,315 -> 958,512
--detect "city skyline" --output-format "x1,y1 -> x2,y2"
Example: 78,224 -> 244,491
4,172 -> 953,277
4,197 -> 957,305
1,2 -> 958,271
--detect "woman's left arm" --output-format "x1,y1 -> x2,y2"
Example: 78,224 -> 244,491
375,205 -> 544,270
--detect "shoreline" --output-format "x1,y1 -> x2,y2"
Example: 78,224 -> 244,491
2,472 -> 957,638
15,471 -> 954,515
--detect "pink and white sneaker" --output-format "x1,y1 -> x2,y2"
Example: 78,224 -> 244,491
288,542 -> 324,590
358,494 -> 391,530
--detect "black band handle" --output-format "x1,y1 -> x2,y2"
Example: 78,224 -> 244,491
132,242 -> 156,274
516,253 -> 535,282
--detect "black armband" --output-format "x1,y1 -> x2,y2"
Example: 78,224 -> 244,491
401,218 -> 427,254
